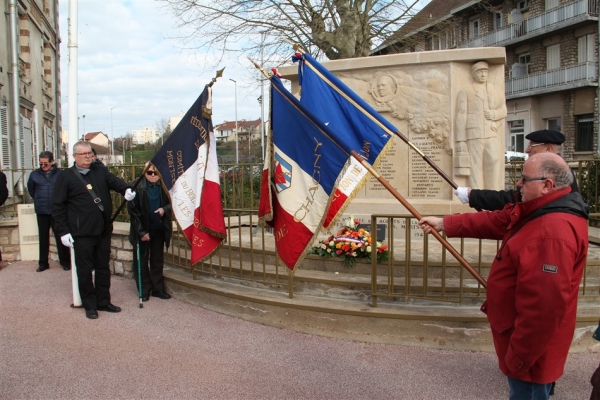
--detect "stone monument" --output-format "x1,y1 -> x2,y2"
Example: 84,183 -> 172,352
279,48 -> 506,236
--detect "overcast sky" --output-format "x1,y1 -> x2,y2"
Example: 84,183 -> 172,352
59,0 -> 268,140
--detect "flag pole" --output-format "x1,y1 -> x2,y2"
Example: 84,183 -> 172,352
106,68 -> 226,230
250,58 -> 486,288
349,150 -> 486,288
292,45 -> 458,190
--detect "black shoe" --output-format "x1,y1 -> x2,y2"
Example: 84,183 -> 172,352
142,296 -> 149,302
36,265 -> 49,272
151,290 -> 171,300
62,265 -> 71,271
97,303 -> 121,313
86,309 -> 99,319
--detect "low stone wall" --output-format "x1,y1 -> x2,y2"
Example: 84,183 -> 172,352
0,219 -> 20,263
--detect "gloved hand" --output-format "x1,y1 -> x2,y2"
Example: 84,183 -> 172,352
454,187 -> 470,204
124,188 -> 136,201
61,233 -> 74,248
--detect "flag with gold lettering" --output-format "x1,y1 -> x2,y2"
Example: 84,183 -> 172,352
151,85 -> 226,264
294,52 -> 395,229
259,76 -> 350,271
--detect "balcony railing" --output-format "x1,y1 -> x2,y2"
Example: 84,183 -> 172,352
505,62 -> 597,97
458,0 -> 598,48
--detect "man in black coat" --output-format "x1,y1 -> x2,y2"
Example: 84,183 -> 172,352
454,129 -> 578,211
52,141 -> 136,319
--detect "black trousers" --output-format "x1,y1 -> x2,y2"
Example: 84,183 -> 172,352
73,234 -> 112,311
36,214 -> 71,268
132,229 -> 166,297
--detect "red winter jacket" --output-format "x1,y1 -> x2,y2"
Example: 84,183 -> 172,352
444,188 -> 589,383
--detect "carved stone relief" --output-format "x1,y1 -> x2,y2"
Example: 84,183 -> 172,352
337,66 -> 452,200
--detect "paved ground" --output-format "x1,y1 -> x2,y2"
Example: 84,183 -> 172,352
1,260 -> 598,400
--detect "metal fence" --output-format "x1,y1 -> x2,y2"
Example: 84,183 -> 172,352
4,159 -> 600,305
166,210 -> 600,305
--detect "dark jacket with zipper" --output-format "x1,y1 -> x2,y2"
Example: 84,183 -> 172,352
27,164 -> 61,214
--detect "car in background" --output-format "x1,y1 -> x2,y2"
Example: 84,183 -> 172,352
505,151 -> 528,162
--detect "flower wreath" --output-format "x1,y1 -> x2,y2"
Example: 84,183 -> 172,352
309,215 -> 389,268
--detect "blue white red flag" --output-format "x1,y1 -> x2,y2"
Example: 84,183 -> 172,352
259,76 -> 350,271
151,85 -> 226,265
294,52 -> 395,229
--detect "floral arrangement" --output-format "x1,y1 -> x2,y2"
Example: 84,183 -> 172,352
309,215 -> 389,268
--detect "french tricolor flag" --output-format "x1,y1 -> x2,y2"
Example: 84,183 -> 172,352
151,85 -> 226,265
259,76 -> 350,271
294,53 -> 395,229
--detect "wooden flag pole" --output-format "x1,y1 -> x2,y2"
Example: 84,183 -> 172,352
350,150 -> 487,288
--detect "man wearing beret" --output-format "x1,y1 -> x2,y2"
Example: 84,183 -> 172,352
454,129 -> 578,211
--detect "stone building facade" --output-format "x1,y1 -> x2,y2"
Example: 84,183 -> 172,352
373,0 -> 599,161
0,0 -> 62,200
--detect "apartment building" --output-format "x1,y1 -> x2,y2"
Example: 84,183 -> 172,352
0,0 -> 61,196
131,126 -> 161,145
373,0 -> 598,160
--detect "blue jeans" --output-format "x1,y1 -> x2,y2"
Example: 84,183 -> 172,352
507,377 -> 552,400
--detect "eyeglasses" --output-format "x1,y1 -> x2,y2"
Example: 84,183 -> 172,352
74,152 -> 93,157
146,171 -> 157,176
527,143 -> 547,149
520,175 -> 548,183
39,162 -> 50,166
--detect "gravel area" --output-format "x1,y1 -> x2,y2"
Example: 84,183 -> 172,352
1,260 -> 597,400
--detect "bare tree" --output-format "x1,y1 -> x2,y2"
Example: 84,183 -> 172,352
155,118 -> 170,145
159,0 -> 422,66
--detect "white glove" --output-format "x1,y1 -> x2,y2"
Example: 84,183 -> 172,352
454,187 -> 470,204
124,188 -> 136,201
61,233 -> 74,248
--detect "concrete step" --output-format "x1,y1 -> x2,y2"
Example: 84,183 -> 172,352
163,264 -> 600,353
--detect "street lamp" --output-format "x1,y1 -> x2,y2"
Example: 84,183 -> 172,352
110,107 -> 116,164
229,78 -> 239,164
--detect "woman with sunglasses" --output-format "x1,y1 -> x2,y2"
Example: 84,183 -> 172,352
27,151 -> 71,272
127,162 -> 172,301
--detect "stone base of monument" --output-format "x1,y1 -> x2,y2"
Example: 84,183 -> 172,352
163,237 -> 600,353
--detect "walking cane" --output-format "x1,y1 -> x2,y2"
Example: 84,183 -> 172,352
136,241 -> 143,309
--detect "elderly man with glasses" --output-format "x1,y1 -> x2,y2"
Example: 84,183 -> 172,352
127,162 -> 172,302
52,141 -> 136,320
454,129 -> 578,211
420,152 -> 588,400
27,151 -> 71,272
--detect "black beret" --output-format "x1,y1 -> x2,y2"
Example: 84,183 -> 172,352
525,129 -> 565,145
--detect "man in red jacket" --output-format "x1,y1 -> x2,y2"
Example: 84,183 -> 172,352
420,152 -> 589,400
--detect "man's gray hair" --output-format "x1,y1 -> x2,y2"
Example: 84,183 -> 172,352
73,141 -> 91,153
539,158 -> 573,189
